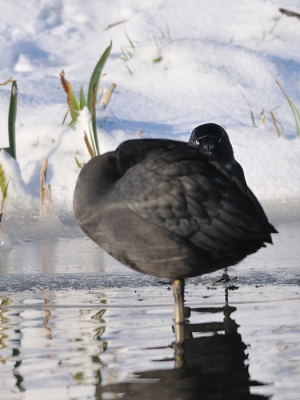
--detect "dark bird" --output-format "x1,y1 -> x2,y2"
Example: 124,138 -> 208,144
74,124 -> 277,323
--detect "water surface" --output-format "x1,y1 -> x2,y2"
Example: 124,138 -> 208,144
0,211 -> 299,399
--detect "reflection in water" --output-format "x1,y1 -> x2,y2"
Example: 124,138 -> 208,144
12,348 -> 25,393
1,287 -> 279,399
40,239 -> 56,274
0,302 -> 25,393
42,290 -> 56,347
100,288 -> 270,400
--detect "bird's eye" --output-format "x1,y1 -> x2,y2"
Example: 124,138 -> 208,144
218,138 -> 222,143
195,140 -> 200,145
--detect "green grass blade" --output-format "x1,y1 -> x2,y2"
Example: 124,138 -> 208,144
288,99 -> 300,137
87,42 -> 112,113
79,86 -> 87,109
7,81 -> 17,159
92,114 -> 100,156
125,31 -> 135,48
124,63 -> 133,75
87,42 -> 112,155
90,117 -> 99,155
120,46 -> 129,61
153,33 -> 160,51
0,164 -> 6,196
159,27 -> 166,39
1,180 -> 9,213
75,156 -> 83,169
166,24 -> 171,40
153,56 -> 163,63
61,110 -> 69,125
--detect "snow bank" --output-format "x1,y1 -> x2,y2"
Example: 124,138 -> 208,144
0,0 -> 299,214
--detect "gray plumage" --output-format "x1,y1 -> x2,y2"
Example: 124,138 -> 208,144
74,128 -> 276,281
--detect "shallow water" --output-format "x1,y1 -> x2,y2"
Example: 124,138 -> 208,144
0,211 -> 300,400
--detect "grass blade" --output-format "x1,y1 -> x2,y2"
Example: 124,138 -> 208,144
84,131 -> 95,158
125,31 -> 135,48
60,71 -> 80,123
1,180 -> 9,208
87,42 -> 112,113
0,78 -> 16,156
124,63 -> 133,75
0,181 -> 10,228
89,125 -> 97,157
0,164 -> 9,228
104,19 -> 128,30
287,98 -> 300,136
87,42 -> 113,155
120,46 -> 130,61
269,111 -> 281,137
79,86 -> 87,109
0,164 -> 7,196
75,157 -> 83,169
159,27 -> 166,39
0,77 -> 13,86
276,77 -> 300,137
166,24 -> 171,40
240,91 -> 256,126
7,81 -> 18,159
61,110 -> 69,125
279,8 -> 300,19
153,56 -> 163,63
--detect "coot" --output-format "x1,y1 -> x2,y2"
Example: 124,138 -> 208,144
74,124 -> 277,323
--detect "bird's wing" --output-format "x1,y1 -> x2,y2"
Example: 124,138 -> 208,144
114,147 -> 273,252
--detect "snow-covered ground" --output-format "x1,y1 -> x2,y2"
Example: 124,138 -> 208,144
0,0 -> 300,216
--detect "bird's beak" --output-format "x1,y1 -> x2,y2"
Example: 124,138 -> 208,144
199,136 -> 218,153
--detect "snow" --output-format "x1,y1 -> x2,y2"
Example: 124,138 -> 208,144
0,0 -> 300,215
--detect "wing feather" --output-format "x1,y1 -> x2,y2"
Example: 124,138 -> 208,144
114,146 -> 272,252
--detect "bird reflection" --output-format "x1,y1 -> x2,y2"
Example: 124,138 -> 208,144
100,288 -> 270,400
42,290 -> 56,348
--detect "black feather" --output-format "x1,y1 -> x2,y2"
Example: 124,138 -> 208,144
74,127 -> 277,281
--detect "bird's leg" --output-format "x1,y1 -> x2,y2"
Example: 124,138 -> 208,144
172,279 -> 185,324
216,267 -> 230,283
172,278 -> 185,368
173,323 -> 185,369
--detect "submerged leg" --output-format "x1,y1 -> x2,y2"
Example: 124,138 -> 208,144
172,279 -> 185,324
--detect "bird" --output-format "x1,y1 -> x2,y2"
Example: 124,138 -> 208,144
73,124 -> 277,323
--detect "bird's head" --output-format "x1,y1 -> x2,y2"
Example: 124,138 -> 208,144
188,123 -> 234,164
